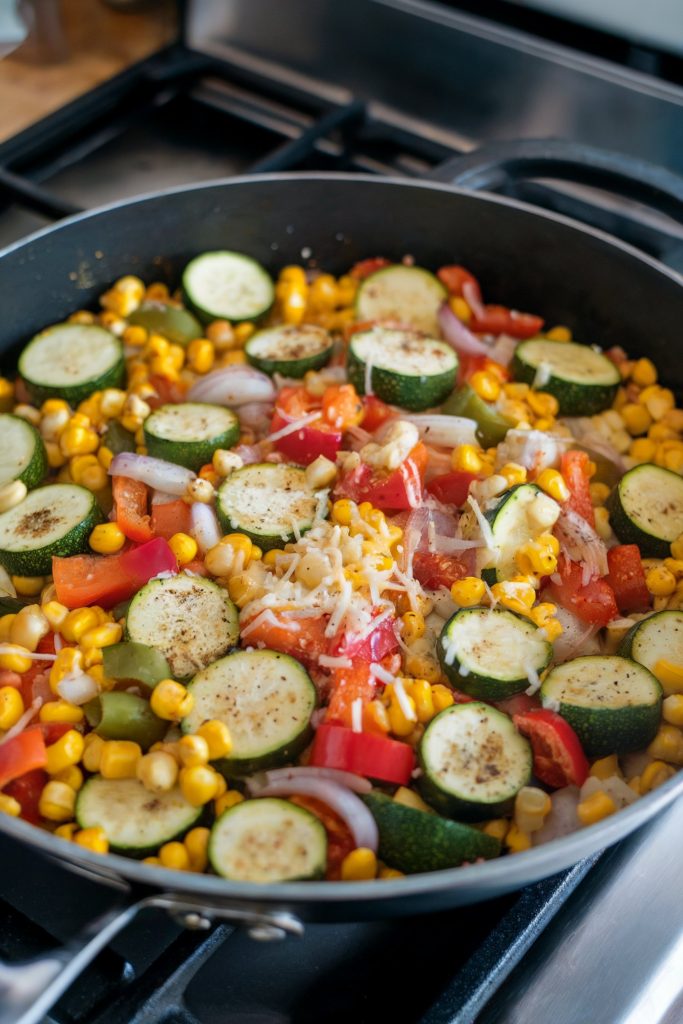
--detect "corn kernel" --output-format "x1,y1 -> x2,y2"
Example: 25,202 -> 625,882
629,437 -> 657,462
577,790 -> 617,825
631,358 -> 657,387
470,370 -> 501,403
621,403 -> 652,436
645,565 -> 677,597
331,498 -> 357,526
156,841 -> 189,870
12,575 -> 44,597
499,462 -> 527,487
88,522 -> 125,555
505,822 -> 532,852
0,644 -> 32,673
589,754 -> 620,780
79,622 -> 122,651
150,679 -> 192,721
401,611 -> 425,643
74,826 -> 109,854
215,790 -> 244,815
450,577 -> 486,607
81,733 -> 105,772
648,723 -> 683,765
169,532 -> 198,566
9,605 -> 49,653
99,739 -> 141,779
481,818 -> 508,842
431,684 -> 455,712
40,700 -> 84,725
0,793 -> 21,817
546,325 -> 572,341
0,686 -> 24,729
39,780 -> 75,822
0,378 -> 14,412
196,719 -> 232,759
45,730 -> 85,775
451,444 -> 483,474
640,760 -> 675,794
536,468 -> 569,503
136,750 -> 178,793
177,734 -> 210,768
182,826 -> 210,873
514,786 -> 551,833
179,764 -> 220,806
340,847 -> 377,881
410,679 -> 435,723
186,338 -> 215,375
0,479 -> 27,514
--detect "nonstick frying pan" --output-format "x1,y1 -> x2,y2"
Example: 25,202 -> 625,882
1,153 -> 682,1024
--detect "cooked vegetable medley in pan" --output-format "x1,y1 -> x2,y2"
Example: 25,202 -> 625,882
1,251 -> 682,883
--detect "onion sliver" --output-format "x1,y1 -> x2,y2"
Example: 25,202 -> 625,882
110,453 -> 195,495
438,302 -> 491,358
403,414 -> 478,448
57,672 -> 100,706
187,366 -> 275,407
250,766 -> 372,795
190,502 -> 221,554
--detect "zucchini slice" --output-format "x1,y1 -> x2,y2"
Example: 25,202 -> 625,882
438,607 -> 552,700
126,574 -> 239,679
76,777 -> 201,854
143,402 -> 240,471
355,264 -> 447,336
19,324 -> 124,404
481,483 -> 561,583
619,611 -> 683,694
0,484 -> 102,576
512,339 -> 620,415
183,648 -> 317,774
245,324 -> 333,378
347,326 -> 458,411
0,414 -> 47,490
540,655 -> 662,757
209,797 -> 327,882
182,250 -> 274,323
418,702 -> 532,820
608,463 -> 683,557
128,301 -> 203,346
216,463 -> 328,550
363,792 -> 500,873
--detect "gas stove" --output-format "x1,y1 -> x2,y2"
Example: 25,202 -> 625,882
1,2 -> 682,1022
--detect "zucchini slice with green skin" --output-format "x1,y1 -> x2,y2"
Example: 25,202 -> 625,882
607,463 -> 683,557
347,326 -> 458,412
216,463 -> 328,550
126,574 -> 239,679
540,655 -> 662,757
183,648 -> 317,775
143,402 -> 240,471
209,798 -> 327,882
0,484 -> 103,576
363,792 -> 500,873
182,250 -> 275,323
512,339 -> 620,416
0,414 -> 47,490
480,483 -> 561,584
438,607 -> 552,701
76,777 -> 201,855
19,324 -> 125,404
418,702 -> 533,820
619,611 -> 683,694
355,264 -> 447,336
245,324 -> 333,378
128,301 -> 203,346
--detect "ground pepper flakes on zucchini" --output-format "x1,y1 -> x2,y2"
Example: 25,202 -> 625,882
0,253 -> 682,882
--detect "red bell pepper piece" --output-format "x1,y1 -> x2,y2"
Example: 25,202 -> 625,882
39,722 -> 73,745
513,708 -> 589,788
240,611 -> 329,668
3,768 -> 48,824
0,726 -> 47,790
112,475 -> 153,543
335,442 -> 427,511
426,471 -> 477,507
150,498 -> 193,540
310,723 -> 415,785
360,394 -> 393,433
271,387 -> 342,466
325,662 -> 378,729
52,537 -> 178,609
470,305 -> 544,339
547,555 -> 619,627
458,353 -> 510,385
561,450 -> 595,527
494,693 -> 541,718
350,257 -> 393,280
412,551 -> 469,590
290,794 -> 356,880
147,374 -> 188,407
437,265 -> 483,302
331,614 -> 399,664
606,544 -> 650,614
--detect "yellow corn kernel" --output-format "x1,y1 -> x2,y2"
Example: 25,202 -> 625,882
589,754 -> 620,780
592,506 -> 611,542
505,822 -> 532,853
13,403 -> 41,426
0,479 -> 27,514
401,611 -> 425,643
536,468 -> 569,503
621,403 -> 652,436
0,644 -> 32,673
169,532 -> 198,566
45,730 -> 85,775
43,442 -> 65,470
577,790 -> 617,825
410,679 -> 435,723
363,699 -> 390,735
481,818 -> 509,842
546,325 -> 572,342
0,792 -> 21,817
387,688 -> 418,738
589,482 -> 610,507
662,693 -> 683,727
74,827 -> 109,854
640,760 -> 675,794
54,821 -> 79,840
527,390 -> 559,419
450,576 -> 486,607
89,522 -> 125,555
491,581 -> 535,616
184,478 -> 214,505
448,295 -> 471,322
136,750 -> 178,794
179,764 -> 220,806
631,357 -> 657,387
470,370 -> 501,403
515,541 -> 557,576
12,575 -> 45,597
81,733 -> 105,773
53,764 -> 84,792
99,740 -> 142,779
166,344 -> 186,371
227,570 -> 264,609
185,826 -> 211,872
177,734 -> 210,768
431,684 -> 455,712
499,462 -> 527,487
9,605 -> 49,653
647,724 -> 683,765
514,786 -> 552,833
79,623 -> 122,653
123,323 -> 149,348
196,719 -> 232,759
61,608 -> 99,643
645,565 -> 677,597
0,686 -> 24,729
215,790 -> 244,816
340,847 -> 377,881
157,841 -> 190,871
150,679 -> 193,721
186,338 -> 215,374
663,449 -> 683,474
0,377 -> 14,412
451,444 -> 483,474
331,498 -> 357,526
629,437 -> 657,463
40,700 -> 84,725
378,865 -> 405,879
39,780 -> 75,822
59,425 -> 99,458
41,603 -> 68,635
646,388 -> 675,422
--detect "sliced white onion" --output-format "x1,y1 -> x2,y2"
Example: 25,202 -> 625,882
555,508 -> 608,580
110,453 -> 195,495
0,566 -> 16,599
494,429 -> 567,473
438,301 -> 491,357
190,502 -> 221,554
461,280 -> 486,320
488,333 -> 518,367
187,366 -> 276,407
403,414 -> 478,449
152,489 -> 181,506
245,776 -> 378,851
236,402 -> 273,430
551,606 -> 601,663
233,443 -> 262,465
533,786 -> 581,845
57,671 -> 100,706
249,766 -> 372,795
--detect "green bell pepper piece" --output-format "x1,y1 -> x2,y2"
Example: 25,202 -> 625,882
103,420 -> 136,455
442,385 -> 514,448
128,301 -> 203,346
102,641 -> 172,689
84,691 -> 167,750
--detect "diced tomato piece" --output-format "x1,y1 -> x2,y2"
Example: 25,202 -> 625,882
361,395 -> 393,433
332,615 -> 399,664
181,558 -> 209,576
147,374 -> 188,406
0,726 -> 47,790
53,537 -> 177,608
548,555 -> 619,627
335,442 -> 427,511
325,662 -> 377,729
0,670 -> 22,690
412,551 -> 469,590
151,499 -> 193,540
112,476 -> 153,543
426,471 -> 477,507
271,386 -> 342,465
310,723 -> 415,785
290,794 -> 356,880
513,708 -> 589,788
607,545 -> 650,614
470,305 -> 544,339
39,722 -> 73,745
437,265 -> 483,303
494,693 -> 542,718
458,353 -> 510,384
561,450 -> 595,527
349,257 -> 392,280
321,384 -> 363,431
4,768 -> 47,824
241,612 -> 329,669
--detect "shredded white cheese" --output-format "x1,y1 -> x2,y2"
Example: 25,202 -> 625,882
351,697 -> 363,733
532,361 -> 552,389
393,677 -> 417,722
318,654 -> 353,669
466,495 -> 497,555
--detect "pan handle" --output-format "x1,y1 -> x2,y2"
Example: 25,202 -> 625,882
0,892 -> 303,1024
428,139 -> 683,221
